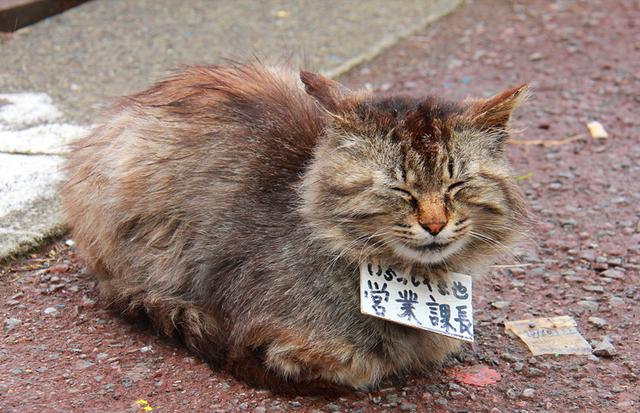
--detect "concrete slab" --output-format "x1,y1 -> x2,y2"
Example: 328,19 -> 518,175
0,93 -> 87,155
0,154 -> 64,259
0,0 -> 461,260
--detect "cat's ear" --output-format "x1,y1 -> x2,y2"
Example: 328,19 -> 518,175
463,84 -> 529,130
300,70 -> 348,113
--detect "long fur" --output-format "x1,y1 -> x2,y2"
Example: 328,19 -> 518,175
60,63 -> 527,392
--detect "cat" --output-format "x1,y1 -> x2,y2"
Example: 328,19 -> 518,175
60,63 -> 528,393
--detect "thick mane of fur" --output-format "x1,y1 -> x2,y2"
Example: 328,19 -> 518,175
124,64 -> 325,193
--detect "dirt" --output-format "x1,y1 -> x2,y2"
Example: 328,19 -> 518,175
2,0 -> 639,412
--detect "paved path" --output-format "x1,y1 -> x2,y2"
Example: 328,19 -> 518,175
0,0 -> 459,260
1,1 -> 638,411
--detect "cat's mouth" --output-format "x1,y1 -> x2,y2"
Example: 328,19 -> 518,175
391,240 -> 461,264
414,242 -> 451,252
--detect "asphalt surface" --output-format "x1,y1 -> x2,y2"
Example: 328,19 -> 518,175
1,0 -> 639,412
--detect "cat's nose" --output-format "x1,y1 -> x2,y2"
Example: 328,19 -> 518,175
418,198 -> 448,236
420,221 -> 447,236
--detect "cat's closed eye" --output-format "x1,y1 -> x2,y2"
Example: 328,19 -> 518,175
446,181 -> 466,192
391,187 -> 418,208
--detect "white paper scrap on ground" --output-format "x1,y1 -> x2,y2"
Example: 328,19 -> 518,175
587,121 -> 608,139
504,316 -> 592,356
360,261 -> 474,342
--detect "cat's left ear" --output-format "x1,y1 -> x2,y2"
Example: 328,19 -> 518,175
300,70 -> 348,113
463,84 -> 529,130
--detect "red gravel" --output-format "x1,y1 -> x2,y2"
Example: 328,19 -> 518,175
2,0 -> 639,411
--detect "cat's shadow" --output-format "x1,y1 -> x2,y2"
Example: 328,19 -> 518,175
122,309 -> 460,399
119,309 -> 361,397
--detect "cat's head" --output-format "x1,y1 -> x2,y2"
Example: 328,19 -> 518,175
299,71 -> 528,269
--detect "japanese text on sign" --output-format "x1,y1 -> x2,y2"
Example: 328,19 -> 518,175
360,262 -> 474,342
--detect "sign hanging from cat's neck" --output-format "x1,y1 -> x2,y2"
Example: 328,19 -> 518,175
360,260 -> 474,342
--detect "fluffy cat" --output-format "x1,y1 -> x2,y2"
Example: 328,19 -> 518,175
61,64 -> 527,392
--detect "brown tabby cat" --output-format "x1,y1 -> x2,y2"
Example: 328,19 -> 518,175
61,64 -> 527,392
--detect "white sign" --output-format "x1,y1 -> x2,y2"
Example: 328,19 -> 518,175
360,261 -> 474,342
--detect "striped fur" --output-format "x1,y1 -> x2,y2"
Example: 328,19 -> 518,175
60,64 -> 527,393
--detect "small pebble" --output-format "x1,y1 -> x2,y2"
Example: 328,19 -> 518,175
592,336 -> 616,358
501,352 -> 520,363
583,285 -> 604,293
505,388 -> 518,399
577,300 -> 599,311
81,296 -> 97,307
326,403 -> 341,412
385,393 -> 400,403
4,318 -> 21,332
400,402 -> 418,411
601,269 -> 624,279
607,257 -> 623,266
526,367 -> 544,377
521,388 -> 536,399
491,301 -> 511,309
529,267 -> 545,277
48,263 -> 70,274
74,360 -> 94,370
43,307 -> 57,315
609,296 -> 624,307
529,52 -> 544,61
434,398 -> 448,406
588,317 -> 608,328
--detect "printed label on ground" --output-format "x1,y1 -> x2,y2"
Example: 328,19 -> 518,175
504,316 -> 592,356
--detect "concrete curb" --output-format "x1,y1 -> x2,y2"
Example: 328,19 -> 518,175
323,1 -> 461,79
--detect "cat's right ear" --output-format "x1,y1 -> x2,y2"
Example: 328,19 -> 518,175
463,84 -> 529,131
300,70 -> 347,113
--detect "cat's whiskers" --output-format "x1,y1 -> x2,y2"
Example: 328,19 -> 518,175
478,222 -> 535,244
468,230 -> 521,263
356,229 -> 397,263
359,235 -> 396,264
324,231 -> 374,272
323,228 -> 395,275
468,230 -> 511,251
391,230 -> 423,242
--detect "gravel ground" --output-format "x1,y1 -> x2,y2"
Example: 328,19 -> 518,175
2,0 -> 639,412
